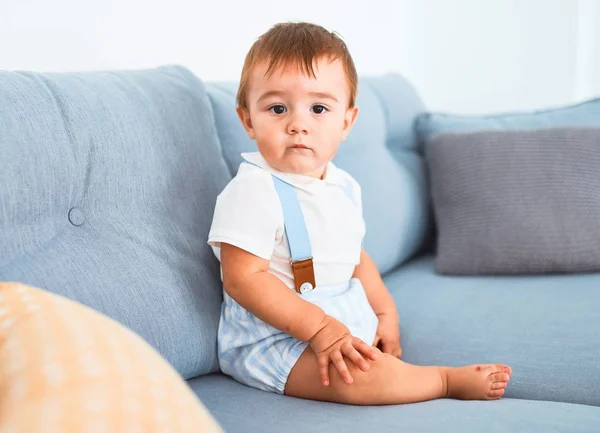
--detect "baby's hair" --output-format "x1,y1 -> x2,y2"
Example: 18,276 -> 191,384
236,22 -> 358,110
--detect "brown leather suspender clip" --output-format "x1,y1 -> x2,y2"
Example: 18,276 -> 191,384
291,257 -> 316,294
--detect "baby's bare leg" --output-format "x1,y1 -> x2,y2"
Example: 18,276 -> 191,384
285,347 -> 511,406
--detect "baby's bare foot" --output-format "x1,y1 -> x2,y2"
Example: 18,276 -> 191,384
443,364 -> 512,400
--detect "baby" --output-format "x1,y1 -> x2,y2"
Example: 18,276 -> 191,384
208,22 -> 511,405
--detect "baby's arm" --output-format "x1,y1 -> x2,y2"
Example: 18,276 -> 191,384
345,177 -> 399,325
353,249 -> 402,356
221,242 -> 326,341
221,243 -> 378,386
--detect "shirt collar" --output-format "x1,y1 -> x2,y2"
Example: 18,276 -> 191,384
240,152 -> 345,193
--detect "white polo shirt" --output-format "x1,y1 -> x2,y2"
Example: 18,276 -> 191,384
208,152 -> 366,290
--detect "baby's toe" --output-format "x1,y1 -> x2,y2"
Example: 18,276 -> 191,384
477,364 -> 501,375
487,388 -> 505,399
490,372 -> 510,383
496,364 -> 512,375
491,381 -> 507,390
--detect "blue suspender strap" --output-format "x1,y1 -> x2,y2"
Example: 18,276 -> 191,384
271,175 -> 316,294
272,176 -> 312,261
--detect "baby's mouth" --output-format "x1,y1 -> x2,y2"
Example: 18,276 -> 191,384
290,144 -> 310,150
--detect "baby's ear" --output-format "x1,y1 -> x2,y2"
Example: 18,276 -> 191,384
341,106 -> 359,141
236,106 -> 256,139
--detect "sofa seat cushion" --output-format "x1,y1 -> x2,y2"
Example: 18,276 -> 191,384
384,255 -> 600,406
190,373 -> 600,433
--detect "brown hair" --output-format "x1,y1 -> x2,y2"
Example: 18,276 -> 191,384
236,22 -> 358,110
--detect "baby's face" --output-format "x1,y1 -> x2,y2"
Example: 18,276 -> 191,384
238,57 -> 358,179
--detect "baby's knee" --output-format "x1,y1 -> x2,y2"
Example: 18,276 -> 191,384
351,352 -> 393,386
331,353 -> 393,404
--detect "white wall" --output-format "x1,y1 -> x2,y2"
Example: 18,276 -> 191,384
0,0 -> 407,80
576,0 -> 600,101
403,0 -> 592,113
0,0 -> 597,114
594,3 -> 600,96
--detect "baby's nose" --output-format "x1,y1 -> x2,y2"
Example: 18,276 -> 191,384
287,114 -> 309,134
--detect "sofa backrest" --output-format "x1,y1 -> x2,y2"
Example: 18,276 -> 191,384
0,66 -> 230,379
0,66 -> 431,381
206,75 -> 429,275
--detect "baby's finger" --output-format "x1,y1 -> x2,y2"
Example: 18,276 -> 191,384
394,345 -> 403,358
318,355 -> 330,387
372,335 -> 380,347
381,340 -> 395,355
331,350 -> 353,384
341,341 -> 369,372
353,337 -> 379,360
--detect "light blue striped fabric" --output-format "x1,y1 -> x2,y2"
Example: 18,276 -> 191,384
218,278 -> 377,394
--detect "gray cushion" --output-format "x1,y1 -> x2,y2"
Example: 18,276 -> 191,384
0,66 -> 231,379
425,128 -> 600,274
384,255 -> 600,407
190,374 -> 600,433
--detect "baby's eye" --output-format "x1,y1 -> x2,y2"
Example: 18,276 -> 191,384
311,104 -> 328,114
268,104 -> 287,114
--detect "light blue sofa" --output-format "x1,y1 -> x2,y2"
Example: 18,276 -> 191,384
1,65 -> 599,432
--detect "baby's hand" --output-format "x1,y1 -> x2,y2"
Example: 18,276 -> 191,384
373,312 -> 402,358
308,315 -> 379,387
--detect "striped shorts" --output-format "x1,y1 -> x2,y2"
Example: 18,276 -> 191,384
217,278 -> 379,394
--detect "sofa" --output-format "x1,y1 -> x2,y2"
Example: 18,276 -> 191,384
1,65 -> 599,432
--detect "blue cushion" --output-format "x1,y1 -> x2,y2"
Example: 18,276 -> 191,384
384,255 -> 600,407
191,374 -> 600,433
416,97 -> 600,142
206,75 -> 430,274
0,66 -> 230,379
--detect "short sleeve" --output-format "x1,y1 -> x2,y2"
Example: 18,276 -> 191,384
208,164 -> 282,261
351,177 -> 364,222
338,169 -> 365,224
